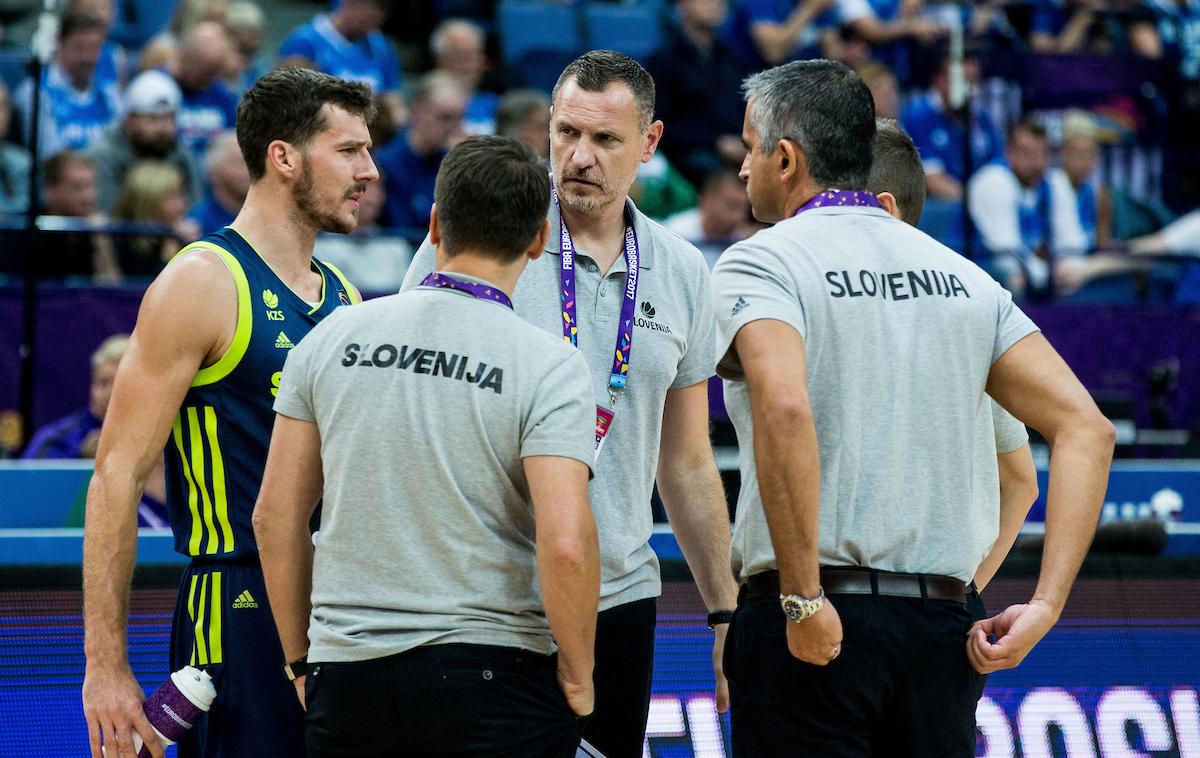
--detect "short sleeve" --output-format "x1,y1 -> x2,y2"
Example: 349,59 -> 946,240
521,350 -> 597,473
671,252 -> 718,389
711,238 -> 806,380
990,400 -> 1028,454
273,326 -> 320,422
992,286 -> 1040,364
399,233 -> 436,292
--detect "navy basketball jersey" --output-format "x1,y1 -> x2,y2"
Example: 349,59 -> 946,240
163,227 -> 360,561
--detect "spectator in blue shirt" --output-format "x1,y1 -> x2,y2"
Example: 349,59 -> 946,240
186,131 -> 249,234
22,333 -> 170,525
377,73 -> 467,243
23,334 -> 125,460
1031,0 -> 1161,57
0,83 -> 32,217
14,12 -> 121,159
724,0 -> 844,67
170,22 -> 239,164
279,0 -> 406,124
431,18 -> 498,136
648,0 -> 753,187
901,53 -> 1004,200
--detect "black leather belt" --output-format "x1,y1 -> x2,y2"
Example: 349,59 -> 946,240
743,568 -> 966,603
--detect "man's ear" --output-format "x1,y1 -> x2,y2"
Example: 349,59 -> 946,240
527,219 -> 550,261
266,139 -> 298,180
777,139 -> 806,185
429,204 -> 441,246
876,191 -> 903,221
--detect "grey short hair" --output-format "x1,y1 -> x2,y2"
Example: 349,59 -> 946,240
742,60 -> 876,189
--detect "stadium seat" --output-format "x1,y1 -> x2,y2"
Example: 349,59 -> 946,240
508,49 -> 579,95
582,3 -> 664,62
497,1 -> 582,66
109,0 -> 177,50
0,49 -> 29,93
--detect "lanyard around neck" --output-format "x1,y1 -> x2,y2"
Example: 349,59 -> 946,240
419,272 -> 513,310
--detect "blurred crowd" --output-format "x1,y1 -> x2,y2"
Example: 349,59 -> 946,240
0,0 -> 1199,298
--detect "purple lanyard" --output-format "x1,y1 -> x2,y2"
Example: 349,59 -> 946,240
419,273 -> 513,310
793,189 -> 882,216
555,191 -> 640,404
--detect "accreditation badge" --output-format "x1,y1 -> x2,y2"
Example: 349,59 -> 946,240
594,404 -> 615,460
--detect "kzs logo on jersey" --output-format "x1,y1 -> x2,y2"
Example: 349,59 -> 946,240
263,289 -> 285,321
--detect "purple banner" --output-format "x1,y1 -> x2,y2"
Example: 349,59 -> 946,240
2,287 -> 1200,451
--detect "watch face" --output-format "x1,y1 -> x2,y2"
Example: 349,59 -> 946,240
782,597 -> 805,620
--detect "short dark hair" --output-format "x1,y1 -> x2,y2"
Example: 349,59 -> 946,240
742,60 -> 876,189
58,12 -> 107,41
867,118 -> 925,226
1008,118 -> 1047,144
43,150 -> 93,186
434,136 -> 551,262
236,67 -> 376,181
552,50 -> 655,130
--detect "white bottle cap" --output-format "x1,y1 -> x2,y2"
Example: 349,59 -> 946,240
170,666 -> 217,711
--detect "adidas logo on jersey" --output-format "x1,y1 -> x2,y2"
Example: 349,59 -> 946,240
275,332 -> 295,349
731,297 -> 750,317
232,590 -> 258,609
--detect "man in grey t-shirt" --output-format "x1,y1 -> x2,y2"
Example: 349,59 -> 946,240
867,118 -> 1039,595
402,51 -> 738,758
255,136 -> 600,757
712,61 -> 1115,755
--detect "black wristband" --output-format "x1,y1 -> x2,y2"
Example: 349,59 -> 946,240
283,656 -> 308,681
706,610 -> 735,629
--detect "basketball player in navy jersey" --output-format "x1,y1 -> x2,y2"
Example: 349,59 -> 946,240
81,68 -> 378,758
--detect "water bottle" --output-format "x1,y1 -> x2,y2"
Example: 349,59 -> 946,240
105,666 -> 216,757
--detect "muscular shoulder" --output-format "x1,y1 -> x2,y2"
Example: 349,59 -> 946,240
134,246 -> 239,360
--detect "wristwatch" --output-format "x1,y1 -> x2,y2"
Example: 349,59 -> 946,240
706,610 -> 736,629
283,656 -> 308,681
780,588 -> 825,622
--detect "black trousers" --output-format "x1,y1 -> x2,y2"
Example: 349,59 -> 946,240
582,597 -> 658,758
304,643 -> 584,757
726,589 -> 988,757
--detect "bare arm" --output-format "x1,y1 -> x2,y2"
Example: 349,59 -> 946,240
656,380 -> 739,712
750,0 -> 836,65
736,319 -> 842,666
252,414 -> 324,708
973,443 -> 1038,591
525,455 -> 599,717
967,332 -> 1115,673
657,381 -> 738,614
82,252 -> 234,758
925,172 -> 964,202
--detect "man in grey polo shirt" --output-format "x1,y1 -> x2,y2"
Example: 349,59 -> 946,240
867,118 -> 1039,595
712,60 -> 1115,755
402,51 -> 738,758
254,136 -> 600,756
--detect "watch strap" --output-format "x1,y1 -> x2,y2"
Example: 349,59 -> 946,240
283,656 -> 308,681
706,610 -> 735,629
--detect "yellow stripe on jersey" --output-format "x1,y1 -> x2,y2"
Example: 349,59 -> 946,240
187,407 -> 219,555
204,407 -> 235,552
168,242 -> 253,388
173,415 -> 204,555
194,573 -> 210,665
208,571 -> 223,664
187,574 -> 199,667
320,259 -> 363,304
